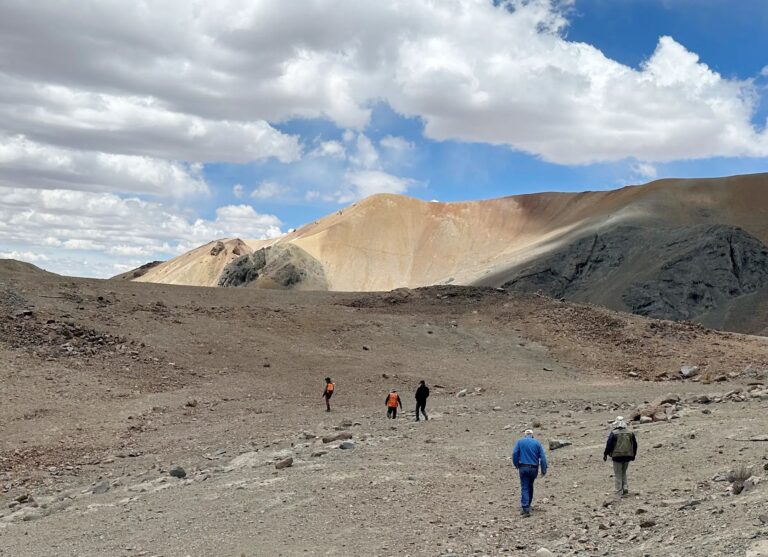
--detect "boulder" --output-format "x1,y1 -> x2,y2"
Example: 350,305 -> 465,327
275,457 -> 293,470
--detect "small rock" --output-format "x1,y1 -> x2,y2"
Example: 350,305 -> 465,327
456,389 -> 467,398
639,520 -> 656,528
339,441 -> 355,450
92,481 -> 110,495
549,439 -> 572,450
639,416 -> 653,424
680,365 -> 699,378
274,457 -> 293,470
311,451 -> 327,458
362,345 -> 370,351
322,431 -> 353,443
535,549 -> 555,557
169,466 -> 187,478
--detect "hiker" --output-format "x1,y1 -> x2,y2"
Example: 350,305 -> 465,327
512,429 -> 548,517
385,389 -> 402,419
415,380 -> 429,421
603,416 -> 638,497
322,377 -> 335,412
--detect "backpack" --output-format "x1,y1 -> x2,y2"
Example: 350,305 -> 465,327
612,431 -> 634,458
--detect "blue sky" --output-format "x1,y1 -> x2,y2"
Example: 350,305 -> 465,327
0,0 -> 767,276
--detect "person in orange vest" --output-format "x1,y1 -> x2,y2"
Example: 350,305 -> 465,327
385,389 -> 402,419
322,377 -> 335,412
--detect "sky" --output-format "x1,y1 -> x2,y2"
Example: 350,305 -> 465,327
0,0 -> 767,278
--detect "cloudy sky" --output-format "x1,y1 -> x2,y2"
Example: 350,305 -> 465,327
1,0 -> 767,277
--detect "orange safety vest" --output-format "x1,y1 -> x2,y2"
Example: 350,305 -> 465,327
387,393 -> 399,408
326,383 -> 335,394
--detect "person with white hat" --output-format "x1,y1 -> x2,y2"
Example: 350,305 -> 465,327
512,429 -> 548,517
603,416 -> 638,497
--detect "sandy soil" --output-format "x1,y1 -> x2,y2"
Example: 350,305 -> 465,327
1,262 -> 767,556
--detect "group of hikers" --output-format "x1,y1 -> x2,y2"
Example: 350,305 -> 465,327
323,377 -> 430,421
322,377 -> 638,516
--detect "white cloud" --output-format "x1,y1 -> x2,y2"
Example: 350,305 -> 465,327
0,0 -> 766,167
250,180 -> 286,200
380,135 -> 414,152
311,140 -> 347,159
349,134 -> 379,169
338,170 -> 414,203
0,84 -> 302,164
0,135 -> 208,196
232,184 -> 245,198
0,251 -> 49,263
631,162 -> 658,180
0,186 -> 283,277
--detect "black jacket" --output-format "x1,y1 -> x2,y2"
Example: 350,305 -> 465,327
415,385 -> 430,402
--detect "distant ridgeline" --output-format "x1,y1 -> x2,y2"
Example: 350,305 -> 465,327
120,173 -> 768,335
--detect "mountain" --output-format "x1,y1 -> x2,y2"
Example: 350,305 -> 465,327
128,172 -> 768,334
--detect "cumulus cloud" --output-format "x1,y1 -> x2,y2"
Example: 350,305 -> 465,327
380,135 -> 414,152
250,180 -> 286,199
232,184 -> 245,198
0,135 -> 208,196
311,140 -> 347,159
338,170 -> 414,203
0,250 -> 49,263
631,162 -> 658,180
0,186 -> 282,277
0,0 -> 765,169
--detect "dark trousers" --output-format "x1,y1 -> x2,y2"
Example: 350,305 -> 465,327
415,400 -> 428,421
518,465 -> 539,512
387,407 -> 398,419
324,394 -> 332,411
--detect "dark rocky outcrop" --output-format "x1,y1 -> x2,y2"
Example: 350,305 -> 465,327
218,244 -> 327,290
501,224 -> 768,323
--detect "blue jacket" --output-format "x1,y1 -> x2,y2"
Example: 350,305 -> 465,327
512,437 -> 548,475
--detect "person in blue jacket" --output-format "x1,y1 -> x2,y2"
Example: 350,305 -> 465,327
512,429 -> 548,517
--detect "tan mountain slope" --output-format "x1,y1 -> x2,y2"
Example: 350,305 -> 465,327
135,238 -> 261,287
132,172 -> 768,294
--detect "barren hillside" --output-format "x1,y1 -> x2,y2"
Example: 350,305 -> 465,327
2,260 -> 768,556
130,173 -> 768,333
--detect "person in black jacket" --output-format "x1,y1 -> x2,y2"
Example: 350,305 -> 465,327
603,416 -> 638,497
415,380 -> 429,421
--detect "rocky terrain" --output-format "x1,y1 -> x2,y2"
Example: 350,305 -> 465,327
500,224 -> 768,332
2,260 -> 768,556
